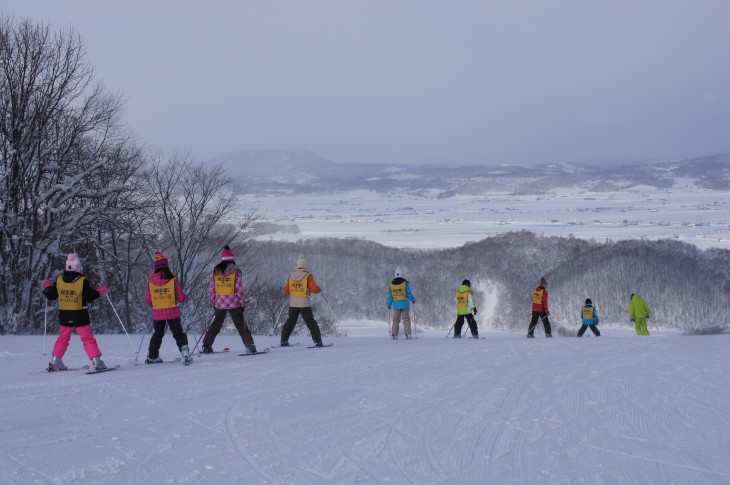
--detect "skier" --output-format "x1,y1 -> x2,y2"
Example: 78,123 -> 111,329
201,246 -> 257,354
42,253 -> 108,371
577,298 -> 601,337
527,277 -> 552,338
280,255 -> 325,347
453,279 -> 479,338
629,293 -> 651,336
386,266 -> 416,339
144,251 -> 191,364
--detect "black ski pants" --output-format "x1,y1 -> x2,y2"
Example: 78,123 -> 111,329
203,307 -> 255,349
577,324 -> 601,337
528,311 -> 552,336
454,314 -> 478,337
148,318 -> 188,358
281,307 -> 322,343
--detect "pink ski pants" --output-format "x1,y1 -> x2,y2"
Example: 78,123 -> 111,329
52,325 -> 102,360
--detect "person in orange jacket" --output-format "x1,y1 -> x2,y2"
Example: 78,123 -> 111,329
527,277 -> 552,338
280,255 -> 325,347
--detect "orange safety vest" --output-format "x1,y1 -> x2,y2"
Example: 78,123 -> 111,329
289,275 -> 309,299
390,281 -> 407,301
150,278 -> 177,310
57,276 -> 85,311
214,272 -> 236,296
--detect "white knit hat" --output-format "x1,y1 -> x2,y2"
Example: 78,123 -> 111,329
66,253 -> 83,273
296,255 -> 307,269
395,267 -> 404,278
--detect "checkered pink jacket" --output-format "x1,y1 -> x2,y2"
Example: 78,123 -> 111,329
145,273 -> 188,320
209,267 -> 245,309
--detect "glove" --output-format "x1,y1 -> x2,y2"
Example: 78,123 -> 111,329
96,285 -> 108,296
42,279 -> 53,288
473,308 -> 478,315
646,315 -> 651,319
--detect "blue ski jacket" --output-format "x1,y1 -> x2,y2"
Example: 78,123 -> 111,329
580,305 -> 599,325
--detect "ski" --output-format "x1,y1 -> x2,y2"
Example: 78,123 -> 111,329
271,343 -> 301,348
237,347 -> 271,356
197,348 -> 230,355
307,343 -> 334,348
43,364 -> 90,373
86,364 -> 121,375
134,357 -> 183,366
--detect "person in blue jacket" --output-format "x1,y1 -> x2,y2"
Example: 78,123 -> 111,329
386,267 -> 416,339
577,298 -> 601,337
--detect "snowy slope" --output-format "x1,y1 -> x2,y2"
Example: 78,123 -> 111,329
1,327 -> 729,484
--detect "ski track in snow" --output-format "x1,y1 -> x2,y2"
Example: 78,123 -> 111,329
1,329 -> 729,484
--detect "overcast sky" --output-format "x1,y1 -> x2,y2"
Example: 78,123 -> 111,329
4,0 -> 730,165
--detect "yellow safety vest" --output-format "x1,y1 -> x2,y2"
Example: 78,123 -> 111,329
214,273 -> 236,296
456,290 -> 470,313
532,288 -> 544,305
57,276 -> 85,311
390,282 -> 407,301
150,278 -> 177,310
289,275 -> 309,299
582,306 -> 594,320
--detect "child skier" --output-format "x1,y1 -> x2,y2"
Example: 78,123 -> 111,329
527,277 -> 552,338
144,251 -> 191,364
386,266 -> 416,339
42,253 -> 108,371
577,298 -> 601,337
629,293 -> 651,336
280,255 -> 325,347
454,279 -> 479,338
201,246 -> 258,354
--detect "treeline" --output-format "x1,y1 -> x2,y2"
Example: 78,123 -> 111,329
247,232 -> 730,332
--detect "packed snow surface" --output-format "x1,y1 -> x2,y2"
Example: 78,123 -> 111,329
1,326 -> 729,484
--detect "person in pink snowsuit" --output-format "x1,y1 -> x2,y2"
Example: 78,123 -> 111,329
42,253 -> 108,371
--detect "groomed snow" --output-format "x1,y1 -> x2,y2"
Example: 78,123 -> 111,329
2,325 -> 729,484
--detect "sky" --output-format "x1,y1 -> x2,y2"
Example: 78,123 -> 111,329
4,0 -> 730,165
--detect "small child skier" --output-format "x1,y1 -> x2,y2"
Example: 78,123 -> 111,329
577,298 -> 600,337
386,266 -> 416,339
454,279 -> 479,338
144,251 -> 191,364
42,253 -> 108,371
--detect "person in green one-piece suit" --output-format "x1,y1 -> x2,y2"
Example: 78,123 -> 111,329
629,293 -> 651,336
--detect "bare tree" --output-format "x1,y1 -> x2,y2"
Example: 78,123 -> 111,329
145,152 -> 257,332
0,16 -> 142,333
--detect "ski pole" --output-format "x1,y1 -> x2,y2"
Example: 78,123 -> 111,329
135,309 -> 152,361
43,299 -> 48,355
446,322 -> 457,338
387,307 -> 392,337
272,301 -> 287,336
412,302 -> 417,339
319,291 -> 338,322
105,293 -> 137,353
191,313 -> 215,355
183,305 -> 199,355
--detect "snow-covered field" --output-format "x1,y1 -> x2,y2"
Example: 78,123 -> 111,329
2,326 -> 729,484
243,185 -> 730,250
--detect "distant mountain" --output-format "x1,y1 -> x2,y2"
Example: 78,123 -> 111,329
206,151 -> 730,196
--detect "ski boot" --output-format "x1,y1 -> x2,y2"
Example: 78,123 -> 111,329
391,334 -> 398,340
180,345 -> 191,366
48,356 -> 67,371
313,340 -> 324,348
246,345 -> 258,354
453,334 -> 462,338
145,355 -> 163,364
279,340 -> 290,347
91,356 -> 107,370
201,345 -> 213,354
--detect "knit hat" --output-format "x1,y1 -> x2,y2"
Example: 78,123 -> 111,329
540,277 -> 547,287
462,279 -> 471,287
221,246 -> 235,262
395,267 -> 404,278
153,251 -> 169,270
585,298 -> 592,305
296,255 -> 307,269
65,253 -> 83,273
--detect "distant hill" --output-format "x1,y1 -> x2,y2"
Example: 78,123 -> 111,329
206,151 -> 730,196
